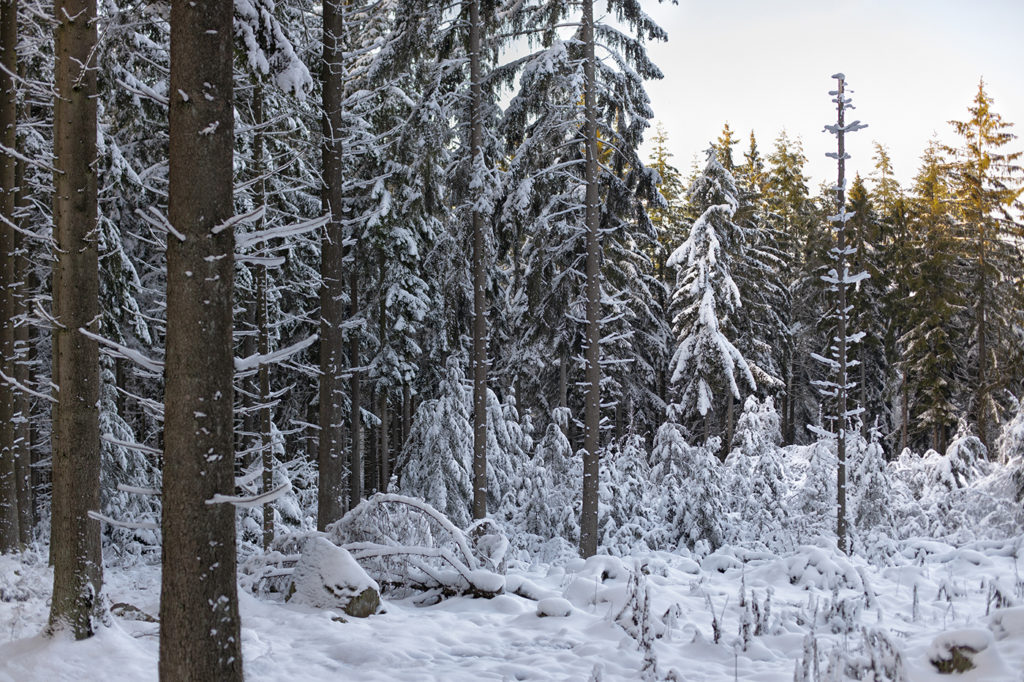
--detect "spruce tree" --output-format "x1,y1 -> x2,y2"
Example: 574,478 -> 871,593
946,79 -> 1023,449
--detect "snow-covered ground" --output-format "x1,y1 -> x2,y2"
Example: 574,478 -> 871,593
3,535 -> 1024,681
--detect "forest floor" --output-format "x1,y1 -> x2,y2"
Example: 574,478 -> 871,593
3,536 -> 1024,681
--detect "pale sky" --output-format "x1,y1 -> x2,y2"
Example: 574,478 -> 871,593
640,0 -> 1024,189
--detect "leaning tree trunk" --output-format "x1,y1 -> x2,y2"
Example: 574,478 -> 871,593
318,0 -> 346,530
48,0 -> 104,637
579,0 -> 602,559
0,0 -> 19,555
159,1 -> 242,678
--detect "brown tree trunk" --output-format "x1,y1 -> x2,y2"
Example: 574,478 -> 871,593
253,83 -> 274,551
0,0 -> 18,554
159,0 -> 242,677
48,0 -> 104,637
317,0 -> 346,530
14,99 -> 31,547
578,0 -> 601,559
349,252 -> 362,508
469,0 -> 488,520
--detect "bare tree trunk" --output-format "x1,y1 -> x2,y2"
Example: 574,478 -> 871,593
401,383 -> 411,445
725,394 -> 735,454
159,0 -> 242,677
578,0 -> 602,559
469,0 -> 488,520
900,375 -> 908,453
251,82 -> 274,550
48,0 -> 103,637
0,0 -> 18,554
831,75 -> 850,555
349,249 -> 362,508
14,102 -> 31,547
317,0 -> 346,530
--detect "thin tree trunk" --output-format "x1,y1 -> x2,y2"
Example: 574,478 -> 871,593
378,388 -> 389,492
469,0 -> 488,520
317,0 -> 346,530
14,102 -> 31,548
579,0 -> 602,559
832,75 -> 850,555
900,374 -> 908,453
0,0 -> 18,554
725,394 -> 735,454
401,383 -> 411,445
349,249 -> 362,508
159,1 -> 242,677
48,0 -> 103,636
254,84 -> 273,550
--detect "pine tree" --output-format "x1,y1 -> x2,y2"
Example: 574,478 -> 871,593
899,139 -> 961,453
668,149 -> 755,439
945,79 -> 1024,449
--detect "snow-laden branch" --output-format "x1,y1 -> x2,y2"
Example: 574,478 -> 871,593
78,327 -> 164,373
0,367 -> 56,403
234,333 -> 317,372
207,480 -> 292,508
102,434 -> 161,456
236,213 -> 329,251
88,510 -> 160,531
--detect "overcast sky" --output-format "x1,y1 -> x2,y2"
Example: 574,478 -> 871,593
639,0 -> 1024,189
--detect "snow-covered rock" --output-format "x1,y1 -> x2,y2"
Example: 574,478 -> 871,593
287,537 -> 380,618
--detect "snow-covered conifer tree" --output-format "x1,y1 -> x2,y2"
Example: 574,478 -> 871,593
668,149 -> 756,441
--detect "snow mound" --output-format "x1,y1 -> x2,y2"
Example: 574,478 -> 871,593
287,537 -> 381,617
536,597 -> 573,618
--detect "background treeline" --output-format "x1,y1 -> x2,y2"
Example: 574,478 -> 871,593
0,0 -> 1021,565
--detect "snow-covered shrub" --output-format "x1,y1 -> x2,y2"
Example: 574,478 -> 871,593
649,422 -> 724,551
396,359 -> 473,527
600,436 -> 659,555
849,429 -> 897,560
504,421 -> 580,558
996,401 -> 1024,466
790,438 -> 838,541
725,399 -> 789,550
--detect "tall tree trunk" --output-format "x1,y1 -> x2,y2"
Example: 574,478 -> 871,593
254,83 -> 273,550
401,383 -> 411,445
14,98 -> 31,547
48,0 -> 103,637
725,394 -> 735,454
469,0 -> 488,520
832,75 -> 850,555
317,0 -> 346,530
579,0 -> 602,559
0,0 -> 18,554
900,374 -> 908,455
976,234 -> 988,451
377,255 -> 390,492
160,0 -> 242,677
349,249 -> 362,508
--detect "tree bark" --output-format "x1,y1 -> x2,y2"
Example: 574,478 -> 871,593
0,0 -> 18,554
160,0 -> 242,677
48,0 -> 104,637
578,0 -> 602,559
252,82 -> 274,551
469,0 -> 488,521
14,93 -> 31,547
317,0 -> 346,530
349,250 -> 362,508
